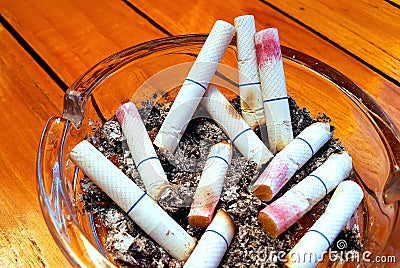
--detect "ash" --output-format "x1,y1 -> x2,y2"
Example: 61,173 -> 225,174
79,96 -> 359,267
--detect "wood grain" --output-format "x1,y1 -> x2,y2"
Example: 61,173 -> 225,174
0,26 -> 69,266
0,0 -> 166,86
1,0 -> 398,130
265,0 -> 400,83
128,0 -> 400,130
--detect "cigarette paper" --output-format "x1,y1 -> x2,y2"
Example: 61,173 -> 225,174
188,142 -> 233,228
201,85 -> 273,167
258,152 -> 353,238
116,102 -> 170,200
285,180 -> 364,268
154,20 -> 235,153
69,140 -> 196,261
251,122 -> 332,201
234,15 -> 265,129
255,28 -> 293,153
184,210 -> 236,268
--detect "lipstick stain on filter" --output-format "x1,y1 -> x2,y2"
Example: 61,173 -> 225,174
255,28 -> 282,65
116,102 -> 142,125
116,106 -> 126,125
267,157 -> 290,189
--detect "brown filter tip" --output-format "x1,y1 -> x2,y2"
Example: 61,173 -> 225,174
258,211 -> 279,238
252,184 -> 273,201
188,215 -> 211,229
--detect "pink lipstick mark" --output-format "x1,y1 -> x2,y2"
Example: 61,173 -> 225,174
255,28 -> 282,65
116,102 -> 141,125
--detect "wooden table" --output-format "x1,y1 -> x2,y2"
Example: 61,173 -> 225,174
0,0 -> 399,266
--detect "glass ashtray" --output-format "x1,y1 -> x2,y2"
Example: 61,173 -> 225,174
37,34 -> 400,267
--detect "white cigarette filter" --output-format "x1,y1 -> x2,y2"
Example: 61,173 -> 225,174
251,122 -> 332,201
285,180 -> 364,268
116,102 -> 171,200
201,85 -> 273,167
188,142 -> 233,228
258,152 -> 353,238
69,140 -> 196,261
184,210 -> 236,268
234,15 -> 265,129
255,28 -> 293,153
154,20 -> 235,153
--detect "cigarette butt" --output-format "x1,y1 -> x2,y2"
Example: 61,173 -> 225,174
255,28 -> 293,153
188,142 -> 232,228
116,102 -> 171,200
258,152 -> 353,238
234,15 -> 265,129
69,140 -> 196,261
184,210 -> 236,268
154,20 -> 235,153
251,122 -> 332,201
201,85 -> 273,167
285,181 -> 364,268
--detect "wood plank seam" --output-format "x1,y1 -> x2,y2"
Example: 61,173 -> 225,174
384,0 -> 400,9
0,13 -> 69,91
121,0 -> 173,37
258,0 -> 400,88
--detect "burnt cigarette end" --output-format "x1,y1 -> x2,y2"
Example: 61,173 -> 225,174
217,209 -> 236,234
252,184 -> 273,201
258,211 -> 279,238
188,215 -> 211,229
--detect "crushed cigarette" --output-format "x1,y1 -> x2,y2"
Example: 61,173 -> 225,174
251,122 -> 332,201
258,152 -> 353,238
116,102 -> 171,200
285,180 -> 364,267
154,20 -> 235,153
188,142 -> 233,228
184,210 -> 236,268
234,15 -> 265,131
201,85 -> 273,167
70,140 -> 196,261
255,28 -> 293,153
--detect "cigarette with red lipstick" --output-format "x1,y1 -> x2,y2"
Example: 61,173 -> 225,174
188,142 -> 232,228
116,102 -> 171,201
285,180 -> 364,268
255,28 -> 293,153
258,152 -> 353,238
251,122 -> 332,201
